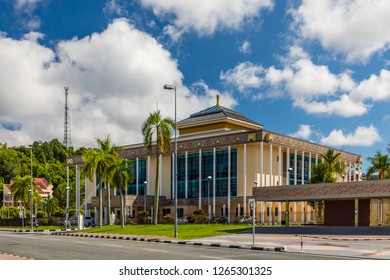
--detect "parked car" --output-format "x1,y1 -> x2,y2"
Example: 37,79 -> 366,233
234,215 -> 253,224
210,216 -> 227,224
177,216 -> 188,224
84,216 -> 95,227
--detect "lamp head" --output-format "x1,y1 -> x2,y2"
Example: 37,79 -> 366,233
163,84 -> 175,90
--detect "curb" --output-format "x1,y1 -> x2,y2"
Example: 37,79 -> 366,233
51,232 -> 287,252
0,228 -> 62,233
296,234 -> 390,241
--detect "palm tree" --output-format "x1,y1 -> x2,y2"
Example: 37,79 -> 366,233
142,110 -> 174,224
46,197 -> 58,218
11,175 -> 34,219
321,148 -> 344,181
366,151 -> 390,180
105,157 -> 134,228
83,135 -> 118,227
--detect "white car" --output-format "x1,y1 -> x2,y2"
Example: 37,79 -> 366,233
177,216 -> 188,224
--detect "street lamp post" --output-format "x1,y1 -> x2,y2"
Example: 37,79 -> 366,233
65,163 -> 70,230
207,176 -> 212,223
163,84 -> 178,238
144,181 -> 147,212
29,146 -> 33,231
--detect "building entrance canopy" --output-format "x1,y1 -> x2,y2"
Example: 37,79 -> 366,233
252,179 -> 390,202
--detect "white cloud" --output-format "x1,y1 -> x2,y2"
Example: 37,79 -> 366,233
289,124 -> 312,139
352,70 -> 390,101
239,40 -> 251,54
320,125 -> 381,147
140,0 -> 274,40
104,0 -> 127,16
220,46 -> 390,117
15,0 -> 44,10
0,19 -> 236,148
292,0 -> 390,62
220,62 -> 264,92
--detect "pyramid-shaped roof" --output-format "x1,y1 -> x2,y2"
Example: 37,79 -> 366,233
177,95 -> 262,135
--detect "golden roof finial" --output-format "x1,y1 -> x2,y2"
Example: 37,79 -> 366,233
216,95 -> 220,106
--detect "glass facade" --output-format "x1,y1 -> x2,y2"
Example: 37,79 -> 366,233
126,159 -> 147,195
289,154 -> 316,185
176,149 -> 237,199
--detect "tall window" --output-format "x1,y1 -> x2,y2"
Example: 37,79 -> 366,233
176,148 -> 237,198
126,159 -> 146,195
289,154 -> 316,185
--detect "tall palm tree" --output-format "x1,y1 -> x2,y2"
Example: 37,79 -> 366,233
366,151 -> 390,180
11,175 -> 34,218
105,157 -> 134,228
321,148 -> 344,181
46,197 -> 59,218
142,110 -> 174,224
83,135 -> 118,227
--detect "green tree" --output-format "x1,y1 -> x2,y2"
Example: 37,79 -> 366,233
105,157 -> 134,228
83,135 -> 117,227
142,110 -> 174,224
309,162 -> 334,183
11,175 -> 35,218
321,149 -> 344,177
46,197 -> 59,218
366,151 -> 390,180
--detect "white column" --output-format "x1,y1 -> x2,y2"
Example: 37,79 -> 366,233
238,203 -> 241,217
185,151 -> 188,199
213,147 -> 216,217
358,163 -> 361,181
136,158 -> 139,195
309,153 -> 312,181
243,144 -> 247,216
198,149 -> 202,209
260,141 -> 263,187
302,151 -> 305,185
286,147 -> 290,185
278,145 -> 282,186
147,156 -> 151,195
294,149 -> 297,185
228,146 -> 231,223
269,143 -> 273,186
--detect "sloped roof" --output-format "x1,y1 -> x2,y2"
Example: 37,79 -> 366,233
177,96 -> 262,130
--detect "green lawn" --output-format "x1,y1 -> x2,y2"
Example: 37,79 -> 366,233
80,224 -> 252,240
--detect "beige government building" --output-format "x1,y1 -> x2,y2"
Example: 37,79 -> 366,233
68,96 -> 390,227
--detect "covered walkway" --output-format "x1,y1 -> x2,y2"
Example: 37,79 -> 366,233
252,179 -> 390,227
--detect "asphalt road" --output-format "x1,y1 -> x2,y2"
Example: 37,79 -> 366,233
0,231 -> 352,260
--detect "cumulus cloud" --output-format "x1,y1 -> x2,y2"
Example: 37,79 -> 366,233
0,19 -> 236,148
140,0 -> 274,40
220,46 -> 390,117
239,40 -> 252,54
320,125 -> 381,147
291,0 -> 390,62
289,124 -> 312,139
220,62 -> 264,92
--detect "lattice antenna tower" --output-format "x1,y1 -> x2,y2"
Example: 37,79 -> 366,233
63,86 -> 72,150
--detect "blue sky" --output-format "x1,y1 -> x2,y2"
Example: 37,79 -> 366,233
0,0 -> 389,172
